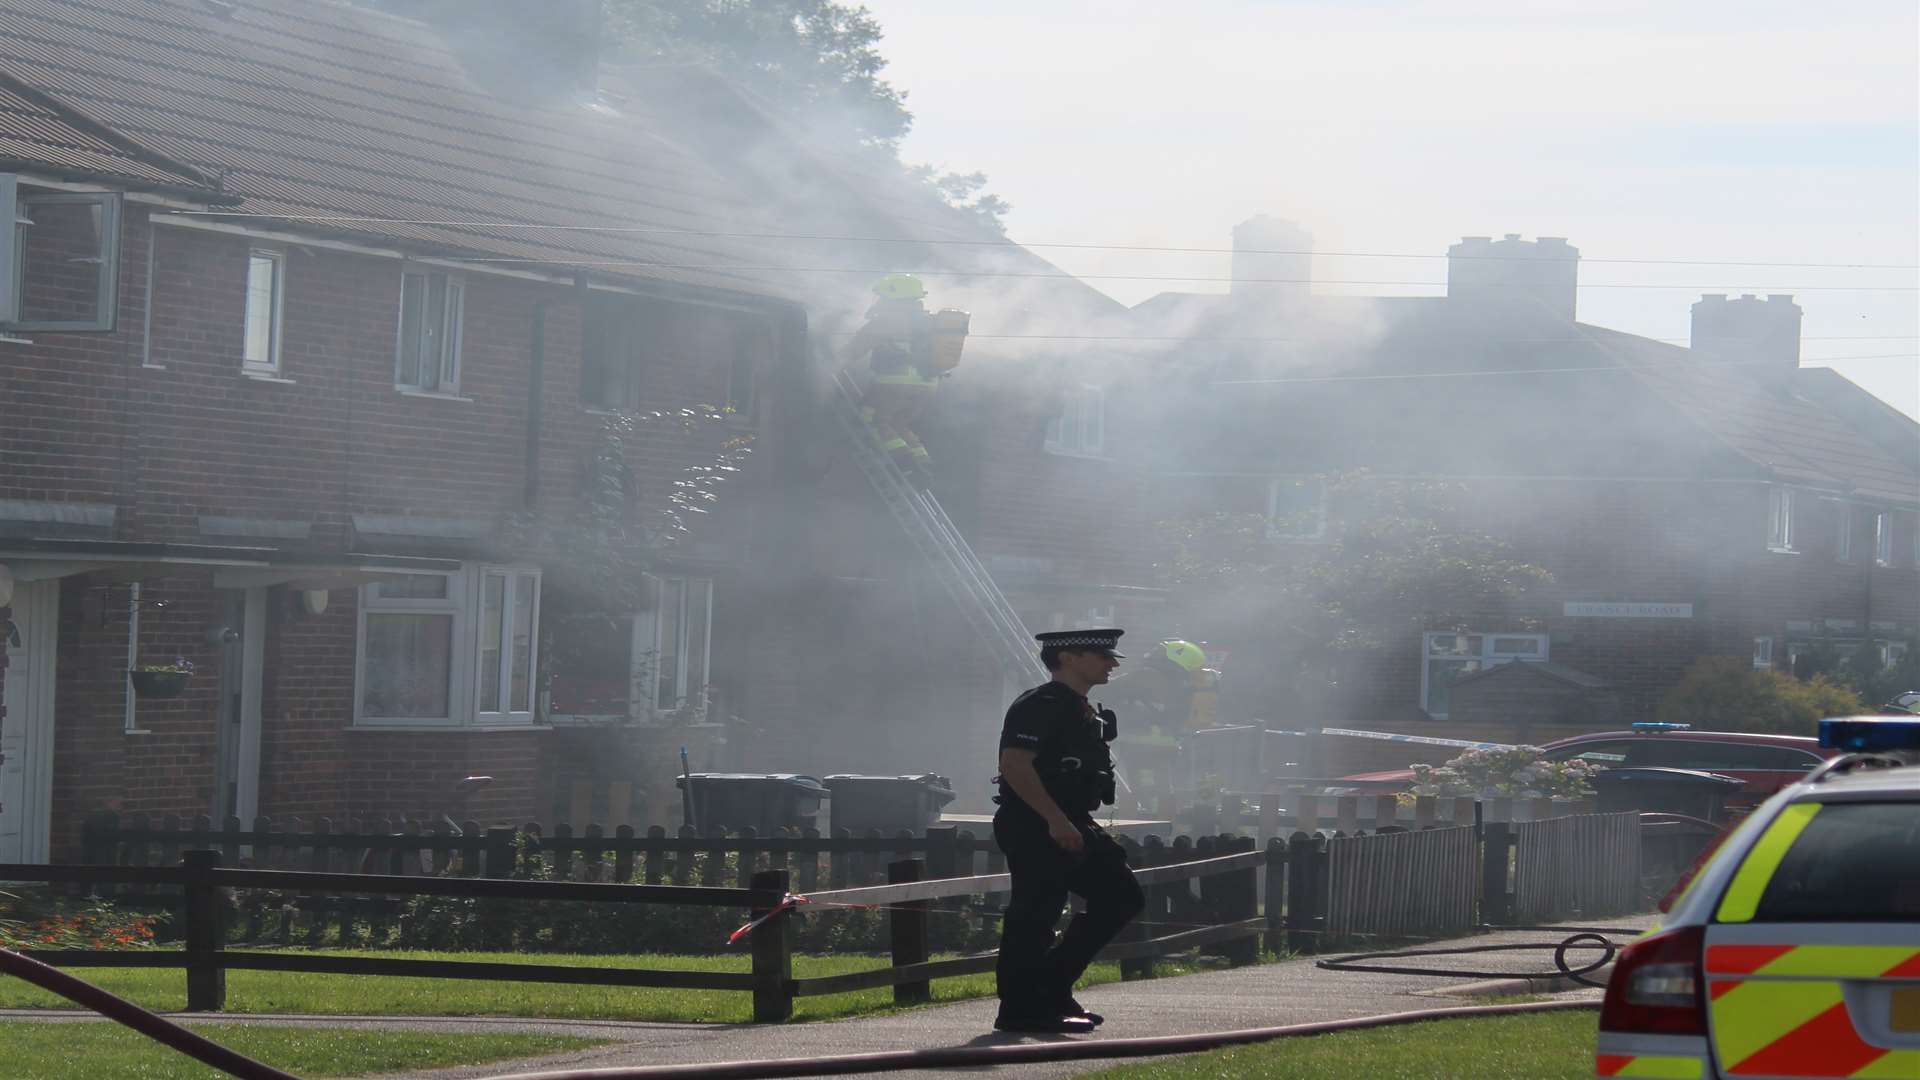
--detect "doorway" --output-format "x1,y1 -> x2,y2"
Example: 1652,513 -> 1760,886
1,580 -> 58,863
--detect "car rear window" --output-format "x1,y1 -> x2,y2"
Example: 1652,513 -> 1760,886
1750,802 -> 1920,922
1629,739 -> 1823,772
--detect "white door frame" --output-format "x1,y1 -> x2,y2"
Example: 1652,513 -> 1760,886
2,580 -> 59,864
235,586 -> 265,823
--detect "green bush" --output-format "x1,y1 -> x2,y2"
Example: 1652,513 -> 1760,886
1657,657 -> 1865,735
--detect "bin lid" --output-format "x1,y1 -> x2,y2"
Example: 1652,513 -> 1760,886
1589,766 -> 1745,788
822,773 -> 953,791
676,773 -> 828,792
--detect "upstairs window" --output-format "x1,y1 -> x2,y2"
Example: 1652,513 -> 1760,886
1874,511 -> 1893,567
0,175 -> 121,332
1267,477 -> 1328,541
1834,503 -> 1853,562
1044,385 -> 1105,457
1767,487 -> 1796,553
242,248 -> 285,375
396,268 -> 463,393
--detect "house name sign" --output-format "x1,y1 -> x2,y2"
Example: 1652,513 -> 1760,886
1563,602 -> 1694,619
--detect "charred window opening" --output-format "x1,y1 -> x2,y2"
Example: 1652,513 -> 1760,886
583,295 -> 772,415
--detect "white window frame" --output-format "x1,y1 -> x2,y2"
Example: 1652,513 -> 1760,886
353,564 -> 541,728
475,567 -> 541,724
1,175 -> 122,332
394,266 -> 464,394
1753,636 -> 1774,670
242,247 -> 285,375
1266,476 -> 1328,541
1835,502 -> 1853,562
1767,487 -> 1796,553
1420,631 -> 1549,719
1874,511 -> 1893,567
1044,385 -> 1105,457
634,574 -> 714,717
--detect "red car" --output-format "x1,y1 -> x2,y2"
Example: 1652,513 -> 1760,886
1337,724 -> 1843,810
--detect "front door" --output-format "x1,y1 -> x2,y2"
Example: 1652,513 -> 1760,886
210,588 -> 265,824
1,580 -> 58,864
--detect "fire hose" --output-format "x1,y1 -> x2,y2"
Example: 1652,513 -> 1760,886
2,942 -> 1600,1080
0,947 -> 298,1080
1314,925 -> 1639,988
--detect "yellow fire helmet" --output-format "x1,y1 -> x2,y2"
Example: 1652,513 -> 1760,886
871,273 -> 927,301
1160,640 -> 1207,672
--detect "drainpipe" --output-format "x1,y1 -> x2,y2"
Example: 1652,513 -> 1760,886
524,300 -> 549,510
524,275 -> 591,511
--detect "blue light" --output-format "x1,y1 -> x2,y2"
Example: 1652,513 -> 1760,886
1819,717 -> 1920,752
1632,721 -> 1692,733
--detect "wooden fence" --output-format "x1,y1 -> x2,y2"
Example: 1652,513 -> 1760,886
0,844 -> 1268,1022
1488,811 -> 1642,924
1319,825 -> 1479,944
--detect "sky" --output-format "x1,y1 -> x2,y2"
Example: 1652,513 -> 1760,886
861,0 -> 1920,419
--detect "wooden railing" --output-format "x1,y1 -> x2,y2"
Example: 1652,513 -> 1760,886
0,842 -> 1273,1022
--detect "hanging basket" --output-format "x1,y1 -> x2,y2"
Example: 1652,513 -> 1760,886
128,669 -> 191,699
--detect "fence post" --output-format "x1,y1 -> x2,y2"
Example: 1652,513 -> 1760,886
748,869 -> 794,1022
887,858 -> 931,1006
1228,836 -> 1259,966
1285,832 -> 1323,955
1263,837 -> 1286,955
181,849 -> 226,1012
483,827 -> 515,879
1480,821 -> 1512,926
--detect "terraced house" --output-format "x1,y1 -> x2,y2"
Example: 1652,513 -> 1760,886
0,0 -> 1133,861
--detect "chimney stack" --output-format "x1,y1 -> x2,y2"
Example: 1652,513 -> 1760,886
1446,234 -> 1579,323
1691,293 -> 1802,377
1230,215 -> 1312,308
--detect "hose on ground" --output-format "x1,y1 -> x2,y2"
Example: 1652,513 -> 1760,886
1314,928 -> 1631,987
0,947 -> 300,1080
472,999 -> 1601,1080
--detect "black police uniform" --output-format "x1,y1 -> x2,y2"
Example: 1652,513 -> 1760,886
992,631 -> 1145,1029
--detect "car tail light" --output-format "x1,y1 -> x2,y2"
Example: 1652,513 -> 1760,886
1600,925 -> 1706,1036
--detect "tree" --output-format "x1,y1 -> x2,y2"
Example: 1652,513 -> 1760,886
602,1 -> 1010,230
1786,634 -> 1920,710
1155,473 -> 1553,722
1657,657 -> 1864,736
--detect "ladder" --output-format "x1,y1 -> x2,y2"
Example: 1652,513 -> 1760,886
830,370 -> 1047,686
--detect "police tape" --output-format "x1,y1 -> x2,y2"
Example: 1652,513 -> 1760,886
1317,728 -> 1517,752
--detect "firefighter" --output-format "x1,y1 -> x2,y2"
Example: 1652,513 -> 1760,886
842,274 -> 967,478
1102,639 -> 1220,734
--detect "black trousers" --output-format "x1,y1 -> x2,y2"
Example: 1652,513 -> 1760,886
993,808 -> 1145,1017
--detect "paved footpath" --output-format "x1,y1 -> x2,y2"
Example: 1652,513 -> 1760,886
4,917 -> 1652,1080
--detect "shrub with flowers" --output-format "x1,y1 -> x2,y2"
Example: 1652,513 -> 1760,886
1407,745 -> 1600,800
0,893 -> 167,951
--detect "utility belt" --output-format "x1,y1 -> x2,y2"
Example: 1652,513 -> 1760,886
1041,753 -> 1117,812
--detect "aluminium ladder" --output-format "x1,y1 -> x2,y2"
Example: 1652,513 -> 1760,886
829,370 -> 1047,686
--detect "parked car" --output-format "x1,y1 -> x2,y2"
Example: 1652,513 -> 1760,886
1337,723 -> 1843,811
1594,716 -> 1920,1079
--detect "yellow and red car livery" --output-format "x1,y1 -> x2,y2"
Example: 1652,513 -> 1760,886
1596,716 -> 1920,1080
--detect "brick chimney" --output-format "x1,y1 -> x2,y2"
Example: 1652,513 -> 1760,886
1446,234 -> 1579,323
1691,294 -> 1803,377
1231,215 -> 1312,308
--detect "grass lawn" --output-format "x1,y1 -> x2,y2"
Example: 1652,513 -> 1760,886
0,949 -> 1237,1023
0,1021 -> 605,1080
1079,1010 -> 1598,1080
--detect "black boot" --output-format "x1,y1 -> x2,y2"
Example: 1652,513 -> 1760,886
1060,995 -> 1104,1026
993,1011 -> 1096,1035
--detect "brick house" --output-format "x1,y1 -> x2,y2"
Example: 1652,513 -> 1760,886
1106,219 -> 1920,754
0,0 -> 1126,860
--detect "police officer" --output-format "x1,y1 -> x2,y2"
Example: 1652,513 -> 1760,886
992,629 -> 1146,1034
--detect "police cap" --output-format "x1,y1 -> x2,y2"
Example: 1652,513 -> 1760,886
1035,628 -> 1125,658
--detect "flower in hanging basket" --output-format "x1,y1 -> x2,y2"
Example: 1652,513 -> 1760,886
128,657 -> 194,699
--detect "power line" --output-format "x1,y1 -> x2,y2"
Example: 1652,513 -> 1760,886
822,331 -> 1920,343
301,254 -> 1920,291
1211,355 -> 1917,387
178,210 -> 1920,271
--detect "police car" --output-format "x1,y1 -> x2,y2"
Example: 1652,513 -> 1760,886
1596,716 -> 1920,1079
